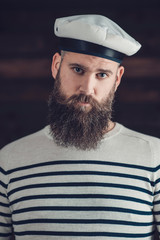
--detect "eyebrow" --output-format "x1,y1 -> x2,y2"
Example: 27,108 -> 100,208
68,63 -> 88,71
96,68 -> 113,75
68,63 -> 113,75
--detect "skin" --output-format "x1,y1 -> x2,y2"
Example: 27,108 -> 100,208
51,51 -> 124,131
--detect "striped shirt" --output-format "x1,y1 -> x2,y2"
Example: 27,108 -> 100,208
0,123 -> 160,240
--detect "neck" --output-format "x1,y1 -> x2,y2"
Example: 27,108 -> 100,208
106,121 -> 115,133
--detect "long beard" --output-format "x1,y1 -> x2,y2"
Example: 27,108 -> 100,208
47,74 -> 115,150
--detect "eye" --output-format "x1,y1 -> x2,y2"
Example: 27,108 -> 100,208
73,67 -> 84,74
97,73 -> 107,79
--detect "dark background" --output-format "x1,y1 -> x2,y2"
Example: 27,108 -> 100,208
0,0 -> 160,239
0,0 -> 160,149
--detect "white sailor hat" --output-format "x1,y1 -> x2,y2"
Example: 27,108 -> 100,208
54,14 -> 141,63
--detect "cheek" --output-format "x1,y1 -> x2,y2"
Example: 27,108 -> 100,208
60,75 -> 78,97
96,82 -> 115,100
60,68 -> 83,95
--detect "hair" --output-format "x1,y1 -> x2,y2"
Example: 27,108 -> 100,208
60,50 -> 67,62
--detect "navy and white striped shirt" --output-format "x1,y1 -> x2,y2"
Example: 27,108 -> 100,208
0,123 -> 160,239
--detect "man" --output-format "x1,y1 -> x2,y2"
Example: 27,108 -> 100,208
0,14 -> 160,240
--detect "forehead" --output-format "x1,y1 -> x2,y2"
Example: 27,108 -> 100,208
62,51 -> 119,70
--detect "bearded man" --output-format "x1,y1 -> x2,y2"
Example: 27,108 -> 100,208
48,50 -> 123,150
0,15 -> 160,240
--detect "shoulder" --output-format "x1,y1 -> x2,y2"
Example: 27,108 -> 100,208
119,124 -> 160,166
1,127 -> 46,152
120,124 -> 160,145
0,126 -> 52,170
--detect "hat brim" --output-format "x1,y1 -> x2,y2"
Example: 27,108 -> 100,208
58,38 -> 124,63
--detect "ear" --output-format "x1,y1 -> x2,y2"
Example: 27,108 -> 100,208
115,65 -> 124,91
51,52 -> 62,79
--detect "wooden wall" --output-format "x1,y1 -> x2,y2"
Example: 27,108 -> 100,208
0,0 -> 160,149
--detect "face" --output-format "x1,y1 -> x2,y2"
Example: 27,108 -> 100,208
52,52 -> 124,110
48,51 -> 124,150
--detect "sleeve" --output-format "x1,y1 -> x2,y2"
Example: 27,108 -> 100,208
152,139 -> 160,239
153,169 -> 160,238
0,150 -> 13,239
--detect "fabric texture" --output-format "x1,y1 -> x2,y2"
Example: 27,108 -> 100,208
0,123 -> 160,240
54,15 -> 141,56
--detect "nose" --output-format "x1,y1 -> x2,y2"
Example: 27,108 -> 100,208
79,75 -> 95,95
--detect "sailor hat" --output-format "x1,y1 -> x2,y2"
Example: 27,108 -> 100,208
54,14 -> 141,63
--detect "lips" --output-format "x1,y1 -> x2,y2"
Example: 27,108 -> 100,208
78,102 -> 90,106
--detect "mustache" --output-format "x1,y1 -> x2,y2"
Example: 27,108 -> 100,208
57,93 -> 100,108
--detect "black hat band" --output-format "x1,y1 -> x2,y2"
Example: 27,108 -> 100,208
58,38 -> 124,63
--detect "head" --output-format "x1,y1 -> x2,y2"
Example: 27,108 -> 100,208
48,51 -> 124,150
51,50 -> 124,105
48,14 -> 141,150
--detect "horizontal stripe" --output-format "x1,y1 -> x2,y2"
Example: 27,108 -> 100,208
0,232 -> 12,237
153,211 -> 160,215
0,192 -> 7,198
0,167 -> 6,175
0,222 -> 12,227
0,180 -> 7,188
9,189 -> 152,206
9,172 -> 153,194
154,178 -> 160,185
10,193 -> 153,206
155,222 -> 160,225
0,202 -> 10,207
8,182 -> 153,197
10,170 -> 151,184
154,189 -> 160,196
153,199 -> 160,205
9,180 -> 153,198
0,212 -> 12,217
12,206 -> 153,215
6,160 -> 158,175
14,230 -> 155,238
8,171 -> 153,191
13,218 -> 154,226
